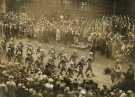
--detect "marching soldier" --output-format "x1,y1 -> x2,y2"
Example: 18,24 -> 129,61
45,57 -> 56,77
14,41 -> 23,63
6,38 -> 15,62
70,50 -> 78,69
25,45 -> 33,66
35,47 -> 45,70
66,62 -> 74,78
77,56 -> 85,78
85,53 -> 94,77
88,33 -> 96,53
58,54 -> 68,75
48,47 -> 56,60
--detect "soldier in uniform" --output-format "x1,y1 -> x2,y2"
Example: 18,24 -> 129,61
85,53 -> 94,77
34,47 -> 45,70
6,38 -> 15,62
25,45 -> 33,66
14,41 -> 23,63
77,56 -> 85,78
48,47 -> 56,60
66,62 -> 74,78
87,33 -> 96,53
58,54 -> 68,75
70,50 -> 78,69
45,57 -> 56,77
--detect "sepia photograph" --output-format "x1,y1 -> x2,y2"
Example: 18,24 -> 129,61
0,0 -> 135,97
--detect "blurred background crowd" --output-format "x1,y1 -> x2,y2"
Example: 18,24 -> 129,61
0,12 -> 135,61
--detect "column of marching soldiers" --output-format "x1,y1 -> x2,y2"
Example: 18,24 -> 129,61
0,38 -> 98,97
0,38 -> 95,78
